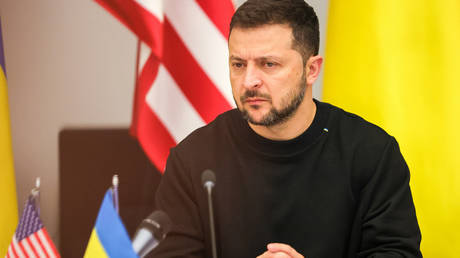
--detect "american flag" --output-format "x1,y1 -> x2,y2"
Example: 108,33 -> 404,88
94,0 -> 236,171
5,196 -> 60,258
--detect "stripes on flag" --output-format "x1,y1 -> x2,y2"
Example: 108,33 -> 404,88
146,64 -> 205,143
5,196 -> 60,258
94,0 -> 235,171
163,1 -> 234,104
95,0 -> 164,58
161,19 -> 232,122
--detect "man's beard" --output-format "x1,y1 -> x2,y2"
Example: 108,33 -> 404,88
238,72 -> 307,127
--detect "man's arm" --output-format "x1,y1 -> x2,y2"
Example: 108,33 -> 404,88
149,148 -> 205,258
357,137 -> 422,257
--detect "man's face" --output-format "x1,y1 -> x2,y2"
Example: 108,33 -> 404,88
228,24 -> 307,126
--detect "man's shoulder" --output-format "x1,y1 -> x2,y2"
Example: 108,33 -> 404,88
320,101 -> 399,172
322,101 -> 393,145
321,102 -> 405,196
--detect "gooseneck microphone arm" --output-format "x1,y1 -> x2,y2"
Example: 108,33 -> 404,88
202,169 -> 217,258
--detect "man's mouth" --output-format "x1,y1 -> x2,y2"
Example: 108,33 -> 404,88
244,97 -> 268,105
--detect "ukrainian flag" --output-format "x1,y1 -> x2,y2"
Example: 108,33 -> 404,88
323,0 -> 460,257
84,190 -> 138,258
0,17 -> 18,256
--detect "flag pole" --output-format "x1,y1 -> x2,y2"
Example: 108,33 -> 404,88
112,174 -> 119,214
130,39 -> 142,137
31,177 -> 40,215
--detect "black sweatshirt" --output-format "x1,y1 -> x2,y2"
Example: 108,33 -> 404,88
151,100 -> 422,258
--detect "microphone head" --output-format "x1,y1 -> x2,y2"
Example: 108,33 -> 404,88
201,169 -> 216,188
141,210 -> 172,241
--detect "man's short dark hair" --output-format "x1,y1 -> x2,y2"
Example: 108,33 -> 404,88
230,0 -> 320,64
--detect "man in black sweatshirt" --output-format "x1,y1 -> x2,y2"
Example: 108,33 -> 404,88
152,0 -> 422,257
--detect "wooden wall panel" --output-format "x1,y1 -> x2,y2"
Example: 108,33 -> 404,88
59,129 -> 162,257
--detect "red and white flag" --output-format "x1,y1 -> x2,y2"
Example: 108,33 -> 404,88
94,0 -> 236,171
5,196 -> 60,258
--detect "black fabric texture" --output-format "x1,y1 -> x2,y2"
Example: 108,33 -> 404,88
151,100 -> 422,258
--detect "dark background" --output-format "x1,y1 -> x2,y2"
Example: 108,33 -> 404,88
59,129 -> 162,257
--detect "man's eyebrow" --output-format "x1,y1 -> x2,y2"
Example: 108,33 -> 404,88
229,55 -> 282,61
229,55 -> 245,61
258,56 -> 282,61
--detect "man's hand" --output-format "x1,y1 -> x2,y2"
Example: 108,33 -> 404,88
256,243 -> 304,258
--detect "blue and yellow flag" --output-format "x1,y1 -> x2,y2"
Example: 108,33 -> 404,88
0,17 -> 18,256
323,0 -> 460,257
84,190 -> 138,258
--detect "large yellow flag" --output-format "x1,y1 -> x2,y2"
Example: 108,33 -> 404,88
0,18 -> 18,255
323,0 -> 460,256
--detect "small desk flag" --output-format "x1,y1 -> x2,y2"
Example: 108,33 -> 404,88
84,190 -> 138,258
5,196 -> 60,258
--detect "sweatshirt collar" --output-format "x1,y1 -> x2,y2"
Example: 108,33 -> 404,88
230,99 -> 329,159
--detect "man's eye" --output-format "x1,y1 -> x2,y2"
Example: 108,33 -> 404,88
232,63 -> 243,68
264,62 -> 276,68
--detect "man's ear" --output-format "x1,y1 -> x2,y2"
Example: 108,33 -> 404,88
306,55 -> 323,86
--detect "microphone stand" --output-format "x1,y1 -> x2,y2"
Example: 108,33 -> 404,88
205,183 -> 217,258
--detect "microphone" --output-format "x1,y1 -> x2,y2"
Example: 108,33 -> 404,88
201,169 -> 217,258
132,210 -> 172,258
202,169 -> 216,192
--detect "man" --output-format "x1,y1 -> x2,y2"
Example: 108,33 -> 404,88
152,0 -> 422,257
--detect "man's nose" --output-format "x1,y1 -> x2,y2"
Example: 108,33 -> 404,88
243,64 -> 262,89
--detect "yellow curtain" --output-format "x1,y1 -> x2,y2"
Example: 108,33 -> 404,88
323,0 -> 460,256
0,48 -> 18,256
